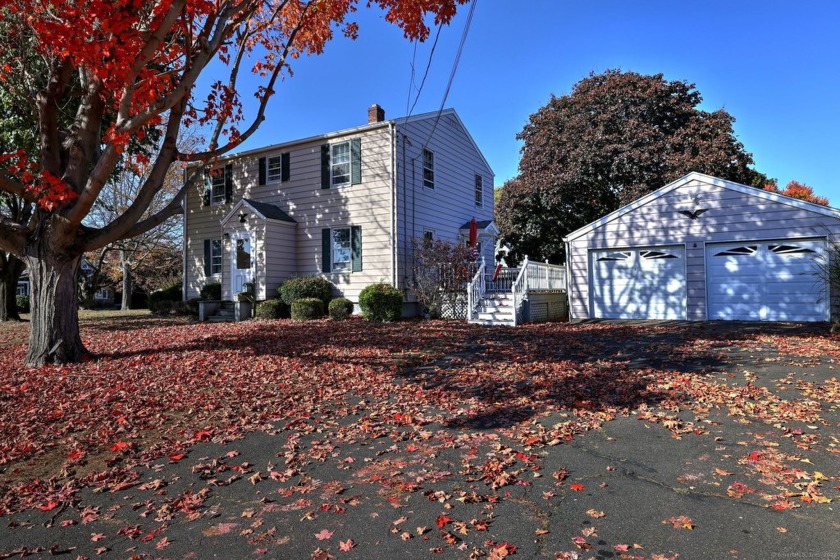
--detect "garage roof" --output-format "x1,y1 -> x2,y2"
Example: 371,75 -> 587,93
563,172 -> 840,243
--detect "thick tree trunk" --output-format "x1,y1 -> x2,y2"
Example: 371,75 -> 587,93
121,249 -> 132,310
25,250 -> 87,366
0,255 -> 25,321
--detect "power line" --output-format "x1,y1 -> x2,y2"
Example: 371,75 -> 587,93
404,22 -> 444,120
419,0 -> 478,152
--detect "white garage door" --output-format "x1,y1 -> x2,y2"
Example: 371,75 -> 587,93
590,246 -> 686,320
706,239 -> 827,321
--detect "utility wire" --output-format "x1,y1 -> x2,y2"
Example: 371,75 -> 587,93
419,0 -> 477,152
405,22 -> 444,119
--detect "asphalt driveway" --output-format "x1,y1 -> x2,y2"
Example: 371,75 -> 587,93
1,320 -> 838,559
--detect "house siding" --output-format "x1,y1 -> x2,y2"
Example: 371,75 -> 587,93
567,176 -> 840,321
394,112 -> 495,297
185,124 -> 394,302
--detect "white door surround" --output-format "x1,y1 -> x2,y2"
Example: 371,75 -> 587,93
230,231 -> 255,295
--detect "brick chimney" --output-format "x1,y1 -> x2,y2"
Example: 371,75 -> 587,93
368,103 -> 385,123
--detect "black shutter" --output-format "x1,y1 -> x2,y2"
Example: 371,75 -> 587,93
321,228 -> 331,273
224,164 -> 233,203
281,152 -> 290,182
204,239 -> 212,276
351,226 -> 362,272
320,144 -> 330,189
201,172 -> 210,206
258,157 -> 266,186
350,138 -> 361,185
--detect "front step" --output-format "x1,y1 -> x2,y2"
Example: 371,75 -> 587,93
469,294 -> 516,326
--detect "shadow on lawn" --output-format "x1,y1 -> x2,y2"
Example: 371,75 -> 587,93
91,316 -> 831,431
395,320 -> 831,430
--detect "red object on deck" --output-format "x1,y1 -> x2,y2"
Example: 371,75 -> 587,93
469,218 -> 478,246
492,264 -> 503,281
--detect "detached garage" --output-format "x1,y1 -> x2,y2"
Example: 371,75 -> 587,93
564,173 -> 839,322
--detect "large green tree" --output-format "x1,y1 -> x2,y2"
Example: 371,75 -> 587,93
497,70 -> 758,264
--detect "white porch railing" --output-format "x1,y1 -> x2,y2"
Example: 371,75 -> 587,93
466,259 -> 486,321
468,257 -> 567,325
525,260 -> 567,292
511,257 -> 529,325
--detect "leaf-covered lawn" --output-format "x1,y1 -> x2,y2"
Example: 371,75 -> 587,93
0,317 -> 838,559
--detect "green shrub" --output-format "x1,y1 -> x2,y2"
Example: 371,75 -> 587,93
186,297 -> 202,314
291,297 -> 324,320
200,282 -> 222,300
172,301 -> 190,315
16,295 -> 30,314
279,276 -> 333,307
328,297 -> 354,320
256,299 -> 289,319
358,283 -> 403,322
148,283 -> 183,314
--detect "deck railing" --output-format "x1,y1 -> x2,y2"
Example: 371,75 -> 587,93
525,261 -> 567,292
511,257 -> 530,325
466,260 -> 486,321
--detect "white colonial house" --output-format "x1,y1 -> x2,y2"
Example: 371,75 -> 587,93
183,105 -> 496,314
564,172 -> 840,322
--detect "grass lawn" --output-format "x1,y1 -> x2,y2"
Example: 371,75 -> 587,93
0,317 -> 838,559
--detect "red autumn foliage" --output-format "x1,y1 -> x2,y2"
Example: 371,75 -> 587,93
0,317 -> 838,558
763,180 -> 830,206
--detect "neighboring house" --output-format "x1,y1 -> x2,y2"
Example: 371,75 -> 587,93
17,258 -> 96,298
183,105 -> 496,313
564,172 -> 840,322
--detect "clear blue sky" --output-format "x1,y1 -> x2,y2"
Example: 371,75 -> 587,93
219,0 -> 840,204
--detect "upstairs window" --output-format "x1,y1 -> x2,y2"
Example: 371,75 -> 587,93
331,142 -> 351,187
474,174 -> 483,208
423,149 -> 435,189
203,164 -> 232,206
209,168 -> 226,205
267,155 -> 283,182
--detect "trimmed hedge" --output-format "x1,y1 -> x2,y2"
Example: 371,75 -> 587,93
328,297 -> 354,321
200,282 -> 222,300
291,297 -> 324,320
256,299 -> 290,319
359,283 -> 403,322
148,283 -> 182,314
186,297 -> 202,314
279,276 -> 333,307
16,295 -> 30,314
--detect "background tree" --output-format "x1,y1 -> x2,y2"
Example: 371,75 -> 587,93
0,14 -> 37,321
0,0 -> 466,366
763,179 -> 829,206
497,69 -> 759,264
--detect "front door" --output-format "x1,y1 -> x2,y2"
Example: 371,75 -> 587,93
230,232 -> 254,295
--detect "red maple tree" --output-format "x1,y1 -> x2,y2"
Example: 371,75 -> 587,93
0,0 -> 466,366
763,179 -> 829,206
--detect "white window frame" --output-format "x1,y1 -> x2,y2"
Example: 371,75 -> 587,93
209,168 -> 226,206
210,239 -> 223,276
423,229 -> 434,241
331,142 -> 351,187
474,174 -> 483,208
95,288 -> 110,300
331,227 -> 351,272
16,284 -> 28,296
422,149 -> 435,189
266,155 -> 283,183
